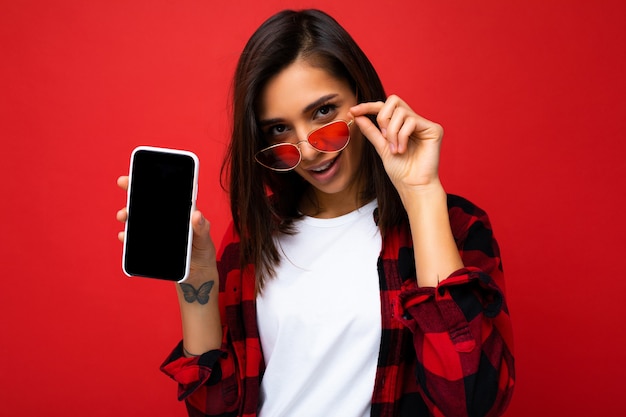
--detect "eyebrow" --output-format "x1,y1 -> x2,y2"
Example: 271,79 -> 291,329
258,93 -> 339,127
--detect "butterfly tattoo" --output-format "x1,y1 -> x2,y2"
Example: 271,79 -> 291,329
179,281 -> 215,305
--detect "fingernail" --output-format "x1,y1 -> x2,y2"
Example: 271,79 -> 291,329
198,214 -> 205,225
389,143 -> 396,153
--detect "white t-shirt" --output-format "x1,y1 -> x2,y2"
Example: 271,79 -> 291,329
256,200 -> 382,417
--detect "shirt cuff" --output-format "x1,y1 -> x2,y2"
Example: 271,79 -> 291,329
395,267 -> 504,352
160,341 -> 227,400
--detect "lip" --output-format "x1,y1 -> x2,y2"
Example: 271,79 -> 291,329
306,156 -> 338,172
302,152 -> 342,184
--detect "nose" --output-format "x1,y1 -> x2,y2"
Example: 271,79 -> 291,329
294,127 -> 319,161
297,140 -> 319,161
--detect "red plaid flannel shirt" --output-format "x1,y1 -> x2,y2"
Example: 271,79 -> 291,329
161,194 -> 515,417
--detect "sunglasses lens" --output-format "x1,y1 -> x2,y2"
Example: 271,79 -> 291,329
308,121 -> 350,152
256,144 -> 301,170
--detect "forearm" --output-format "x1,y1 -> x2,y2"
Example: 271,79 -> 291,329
161,266 -> 240,413
176,268 -> 223,356
396,194 -> 515,415
400,183 -> 463,287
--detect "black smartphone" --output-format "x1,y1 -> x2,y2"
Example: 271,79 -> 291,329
122,146 -> 199,282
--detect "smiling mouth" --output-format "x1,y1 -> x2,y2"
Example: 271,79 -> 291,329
309,156 -> 338,173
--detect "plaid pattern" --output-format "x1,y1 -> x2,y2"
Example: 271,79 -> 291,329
161,194 -> 515,417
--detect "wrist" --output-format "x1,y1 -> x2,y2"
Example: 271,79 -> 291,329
397,180 -> 446,210
183,345 -> 204,357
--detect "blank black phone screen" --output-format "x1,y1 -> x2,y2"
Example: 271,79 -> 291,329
124,149 -> 196,281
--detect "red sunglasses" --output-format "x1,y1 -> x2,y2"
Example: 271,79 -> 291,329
255,119 -> 354,171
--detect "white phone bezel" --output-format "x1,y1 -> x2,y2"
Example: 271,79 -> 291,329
122,145 -> 199,282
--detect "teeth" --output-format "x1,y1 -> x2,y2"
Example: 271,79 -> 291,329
311,159 -> 333,172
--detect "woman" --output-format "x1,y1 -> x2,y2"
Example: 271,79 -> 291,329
117,9 -> 514,417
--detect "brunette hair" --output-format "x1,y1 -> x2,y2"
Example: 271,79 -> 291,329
222,9 -> 407,290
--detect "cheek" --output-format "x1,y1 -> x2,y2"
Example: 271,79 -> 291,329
346,133 -> 366,164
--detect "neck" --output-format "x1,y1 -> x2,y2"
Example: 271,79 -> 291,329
299,185 -> 369,219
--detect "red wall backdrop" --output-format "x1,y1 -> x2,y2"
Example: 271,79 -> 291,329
2,1 -> 625,415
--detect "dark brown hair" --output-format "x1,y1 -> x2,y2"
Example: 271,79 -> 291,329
222,9 -> 407,290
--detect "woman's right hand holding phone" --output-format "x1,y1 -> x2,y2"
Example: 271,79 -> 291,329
116,175 -> 223,356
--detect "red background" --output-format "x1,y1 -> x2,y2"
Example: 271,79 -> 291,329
2,1 -> 625,415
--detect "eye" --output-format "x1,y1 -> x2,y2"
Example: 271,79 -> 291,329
270,124 -> 287,134
263,124 -> 291,143
315,104 -> 337,119
265,124 -> 288,136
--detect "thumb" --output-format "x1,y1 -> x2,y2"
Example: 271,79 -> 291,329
352,114 -> 388,156
191,210 -> 215,255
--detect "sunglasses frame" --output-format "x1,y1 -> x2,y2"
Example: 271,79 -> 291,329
255,119 -> 354,172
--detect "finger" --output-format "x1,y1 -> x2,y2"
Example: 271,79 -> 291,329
383,106 -> 410,154
352,115 -> 390,156
397,117 -> 417,154
116,208 -> 127,223
375,94 -> 404,125
351,97 -> 404,153
375,95 -> 399,126
349,101 -> 395,150
117,207 -> 127,242
349,101 -> 385,118
117,176 -> 129,191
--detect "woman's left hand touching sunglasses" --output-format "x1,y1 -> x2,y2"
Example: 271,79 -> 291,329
349,95 -> 444,194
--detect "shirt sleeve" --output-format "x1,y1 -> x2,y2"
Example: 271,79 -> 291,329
160,341 -> 239,415
159,224 -> 243,417
395,195 -> 515,417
